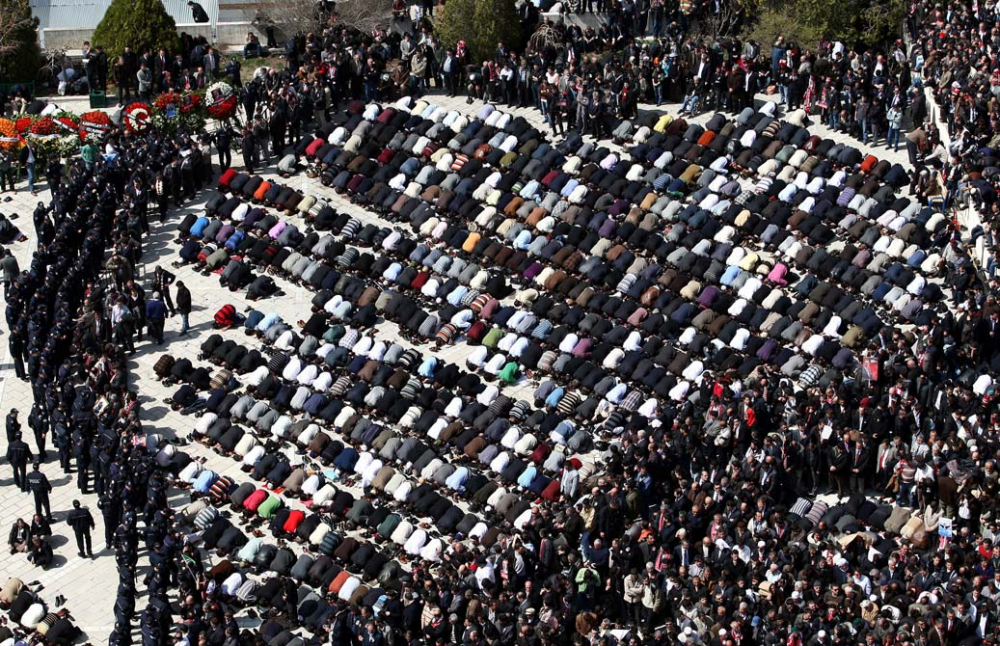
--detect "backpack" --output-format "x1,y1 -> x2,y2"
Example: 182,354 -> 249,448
215,304 -> 237,327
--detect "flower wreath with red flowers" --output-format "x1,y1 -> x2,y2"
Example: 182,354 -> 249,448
154,91 -> 182,117
154,91 -> 202,117
54,113 -> 79,135
28,116 -> 60,140
206,81 -> 238,120
78,110 -> 112,142
181,92 -> 202,114
124,102 -> 152,134
15,116 -> 32,135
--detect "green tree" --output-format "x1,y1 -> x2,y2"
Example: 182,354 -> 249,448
470,0 -> 523,64
0,0 -> 42,83
436,0 -> 522,64
93,0 -> 181,62
436,0 -> 477,57
744,0 -> 903,55
743,5 -> 822,55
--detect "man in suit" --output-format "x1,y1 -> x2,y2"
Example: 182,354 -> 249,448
743,64 -> 758,110
122,45 -> 138,94
849,434 -> 871,494
241,127 -> 256,174
154,48 -> 170,86
827,435 -> 851,497
361,621 -> 384,646
874,436 -> 899,492
94,45 -> 108,91
673,538 -> 692,568
203,46 -> 219,79
151,266 -> 175,316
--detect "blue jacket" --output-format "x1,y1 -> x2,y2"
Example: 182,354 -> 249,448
145,299 -> 168,322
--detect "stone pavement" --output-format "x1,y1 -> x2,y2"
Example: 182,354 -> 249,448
0,89 -> 911,640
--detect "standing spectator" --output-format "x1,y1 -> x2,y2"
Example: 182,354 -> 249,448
1,249 -> 18,295
136,63 -> 153,101
81,140 -> 98,172
18,139 -> 37,195
114,56 -> 131,106
175,280 -> 191,336
241,126 -> 256,173
95,45 -> 108,92
886,102 -> 903,151
145,291 -> 167,344
122,45 -> 138,93
111,296 -> 136,354
153,171 -> 169,223
442,49 -> 458,97
152,266 -> 176,315
213,124 -> 233,173
0,148 -> 15,192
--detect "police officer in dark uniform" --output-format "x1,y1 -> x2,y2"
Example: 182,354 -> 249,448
73,428 -> 91,493
26,461 -> 52,521
51,404 -> 72,473
67,499 -> 96,557
28,402 -> 48,461
113,582 -> 135,627
5,407 -> 20,442
99,491 -> 121,549
7,431 -> 32,491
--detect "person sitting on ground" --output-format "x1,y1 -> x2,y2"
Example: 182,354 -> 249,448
243,32 -> 265,59
8,518 -> 30,554
26,536 -> 53,568
30,514 -> 51,540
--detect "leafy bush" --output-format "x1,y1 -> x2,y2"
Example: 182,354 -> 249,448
744,0 -> 904,55
437,0 -> 522,64
93,0 -> 181,61
0,0 -> 42,83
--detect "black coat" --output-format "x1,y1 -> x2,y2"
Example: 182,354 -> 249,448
175,284 -> 192,315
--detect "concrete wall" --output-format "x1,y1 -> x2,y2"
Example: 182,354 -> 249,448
40,27 -> 93,51
216,21 -> 264,49
176,22 -> 215,42
40,20 -> 262,52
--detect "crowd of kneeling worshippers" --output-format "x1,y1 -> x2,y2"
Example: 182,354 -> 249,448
139,79 -> 1000,646
12,4 -> 1000,645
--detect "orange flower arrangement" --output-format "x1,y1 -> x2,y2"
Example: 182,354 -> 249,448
0,118 -> 22,151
